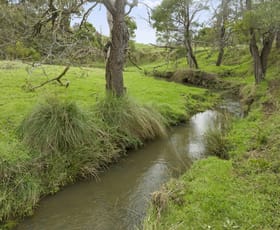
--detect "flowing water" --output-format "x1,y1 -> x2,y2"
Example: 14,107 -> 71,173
17,99 -> 241,230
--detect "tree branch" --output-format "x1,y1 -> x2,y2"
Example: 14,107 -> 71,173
125,0 -> 138,16
79,3 -> 99,29
30,66 -> 70,91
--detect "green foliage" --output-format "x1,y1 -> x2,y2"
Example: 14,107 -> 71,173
4,41 -> 41,61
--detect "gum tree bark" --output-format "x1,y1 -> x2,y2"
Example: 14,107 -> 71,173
216,0 -> 230,66
103,0 -> 136,96
246,0 -> 274,84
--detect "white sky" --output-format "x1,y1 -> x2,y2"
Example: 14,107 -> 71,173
81,0 -> 216,44
85,1 -> 162,44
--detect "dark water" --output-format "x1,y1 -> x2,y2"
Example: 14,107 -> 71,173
17,100 -> 241,230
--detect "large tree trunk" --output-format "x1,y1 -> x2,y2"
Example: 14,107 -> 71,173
105,0 -> 128,96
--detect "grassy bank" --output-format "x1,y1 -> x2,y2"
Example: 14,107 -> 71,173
143,48 -> 280,229
0,61 -> 217,228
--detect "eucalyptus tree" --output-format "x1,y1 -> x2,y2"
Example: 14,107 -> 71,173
152,0 -> 208,69
244,0 -> 280,83
1,0 -> 137,96
214,0 -> 231,66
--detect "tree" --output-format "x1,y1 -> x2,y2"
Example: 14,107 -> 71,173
1,0 -> 137,96
103,0 -> 137,95
215,0 -> 231,66
152,0 -> 208,69
244,0 -> 280,84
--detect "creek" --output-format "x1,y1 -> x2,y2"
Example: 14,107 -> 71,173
17,98 -> 241,230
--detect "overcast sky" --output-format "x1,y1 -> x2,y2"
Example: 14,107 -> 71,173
85,0 -> 161,44
83,0 -> 215,44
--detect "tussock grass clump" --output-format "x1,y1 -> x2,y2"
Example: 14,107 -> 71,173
204,113 -> 231,160
204,128 -> 230,160
18,97 -> 95,154
95,95 -> 167,147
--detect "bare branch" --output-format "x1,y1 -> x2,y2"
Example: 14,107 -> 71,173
79,3 -> 98,29
30,66 -> 70,91
125,0 -> 138,16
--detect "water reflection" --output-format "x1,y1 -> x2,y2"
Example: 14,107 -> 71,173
188,110 -> 218,159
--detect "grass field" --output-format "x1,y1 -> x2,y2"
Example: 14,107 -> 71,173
143,48 -> 280,229
0,60 -> 217,228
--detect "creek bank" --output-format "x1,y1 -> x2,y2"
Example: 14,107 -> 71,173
0,66 -> 218,229
143,79 -> 280,229
16,101 -> 236,230
152,69 -> 222,89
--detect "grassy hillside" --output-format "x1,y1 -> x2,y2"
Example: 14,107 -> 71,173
143,48 -> 280,229
0,61 -> 217,228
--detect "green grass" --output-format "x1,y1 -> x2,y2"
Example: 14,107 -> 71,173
144,157 -> 270,229
0,60 -> 216,227
143,47 -> 280,229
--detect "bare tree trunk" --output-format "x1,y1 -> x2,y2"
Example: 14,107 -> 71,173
105,0 -> 128,96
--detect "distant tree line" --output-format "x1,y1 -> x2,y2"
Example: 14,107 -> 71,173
152,0 -> 280,84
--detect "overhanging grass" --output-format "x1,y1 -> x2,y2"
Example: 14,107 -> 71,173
95,94 -> 167,147
143,47 -> 280,229
144,157 -> 269,229
0,61 -> 216,227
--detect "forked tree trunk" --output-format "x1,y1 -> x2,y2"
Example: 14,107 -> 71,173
105,0 -> 128,96
246,0 -> 273,84
184,39 -> 199,69
184,3 -> 198,69
249,31 -> 274,84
